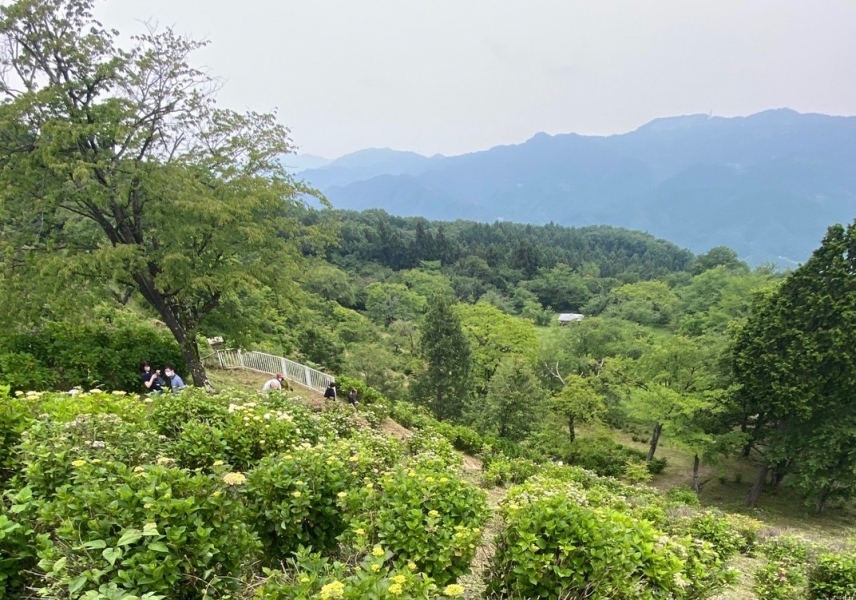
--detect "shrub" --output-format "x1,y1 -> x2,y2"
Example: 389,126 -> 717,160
18,413 -> 166,498
808,552 -> 856,600
759,535 -> 817,563
482,456 -> 539,488
671,510 -> 746,560
489,477 -> 734,600
34,460 -> 260,599
0,396 -> 31,482
405,431 -> 461,470
560,435 -> 648,477
170,421 -> 229,471
0,352 -> 56,390
315,403 -> 365,439
755,558 -> 808,600
336,375 -> 388,407
255,547 -> 442,600
648,456 -> 668,474
725,513 -> 763,554
220,400 -> 320,470
624,459 -> 653,484
336,375 -> 393,428
25,389 -> 147,424
149,388 -> 230,437
341,467 -> 489,586
0,317 -> 184,392
245,440 -> 380,559
388,401 -> 436,431
0,487 -> 40,598
665,486 -> 701,507
490,481 -> 682,600
433,422 -> 484,455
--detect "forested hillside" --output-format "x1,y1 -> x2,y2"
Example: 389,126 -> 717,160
2,1 -> 856,599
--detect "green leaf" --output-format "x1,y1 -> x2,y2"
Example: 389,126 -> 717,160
102,547 -> 123,566
68,574 -> 88,594
82,539 -> 107,550
148,542 -> 169,553
117,529 -> 142,546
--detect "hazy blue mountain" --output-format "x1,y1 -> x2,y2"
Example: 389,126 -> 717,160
280,154 -> 331,173
299,148 -> 447,189
300,109 -> 856,265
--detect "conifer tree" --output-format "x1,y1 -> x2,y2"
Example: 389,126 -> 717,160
733,222 -> 856,508
412,295 -> 471,420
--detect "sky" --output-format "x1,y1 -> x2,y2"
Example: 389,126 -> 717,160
97,0 -> 856,159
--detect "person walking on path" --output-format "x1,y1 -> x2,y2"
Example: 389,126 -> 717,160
347,388 -> 358,408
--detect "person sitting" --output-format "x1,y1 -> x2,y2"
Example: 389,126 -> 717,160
140,361 -> 163,393
324,382 -> 337,401
163,364 -> 186,392
263,373 -> 286,392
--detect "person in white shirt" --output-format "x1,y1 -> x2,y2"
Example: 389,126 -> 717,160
262,373 -> 285,392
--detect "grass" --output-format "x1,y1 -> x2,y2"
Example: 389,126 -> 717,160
609,426 -> 856,543
206,366 -> 317,398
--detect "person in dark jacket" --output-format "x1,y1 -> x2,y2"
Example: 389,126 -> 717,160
324,382 -> 337,401
140,361 -> 163,393
347,388 -> 358,408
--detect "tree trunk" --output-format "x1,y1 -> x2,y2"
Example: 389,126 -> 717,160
568,414 -> 576,443
692,453 -> 701,494
771,460 -> 790,488
180,335 -> 212,390
747,460 -> 769,507
132,272 -> 213,391
815,487 -> 829,513
646,422 -> 662,462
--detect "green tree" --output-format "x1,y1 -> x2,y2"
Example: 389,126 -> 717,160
0,0 -> 317,388
476,356 -> 544,441
692,246 -> 748,275
364,282 -> 426,327
524,263 -> 592,312
733,223 -> 856,508
598,281 -> 680,327
550,373 -> 606,443
606,336 -> 716,461
538,316 -> 646,392
411,295 -> 472,420
456,302 -> 539,395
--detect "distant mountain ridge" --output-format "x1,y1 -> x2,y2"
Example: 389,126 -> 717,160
298,109 -> 856,265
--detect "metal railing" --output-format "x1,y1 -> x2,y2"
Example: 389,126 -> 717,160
215,349 -> 332,393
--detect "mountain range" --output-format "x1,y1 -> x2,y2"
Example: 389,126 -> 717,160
294,109 -> 856,265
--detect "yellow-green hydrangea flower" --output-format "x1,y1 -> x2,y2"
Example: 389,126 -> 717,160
222,472 -> 247,486
319,580 -> 344,599
444,583 -> 465,597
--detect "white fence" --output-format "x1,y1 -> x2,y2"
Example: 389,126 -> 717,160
215,349 -> 332,393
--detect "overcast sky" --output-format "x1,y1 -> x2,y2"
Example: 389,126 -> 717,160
98,0 -> 856,159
